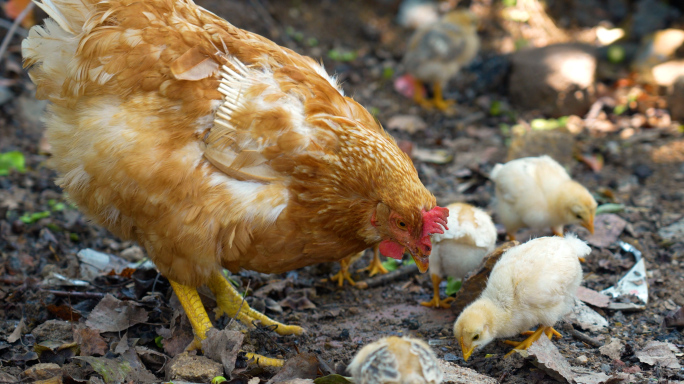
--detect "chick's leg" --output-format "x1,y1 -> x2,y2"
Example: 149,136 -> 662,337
503,326 -> 560,357
170,279 -> 286,367
330,256 -> 356,287
359,245 -> 388,277
420,274 -> 455,309
412,78 -> 434,110
208,271 -> 304,336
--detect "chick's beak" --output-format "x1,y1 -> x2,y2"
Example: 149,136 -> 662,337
582,215 -> 595,234
460,336 -> 474,362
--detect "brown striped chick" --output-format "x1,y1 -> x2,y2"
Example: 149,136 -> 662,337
402,10 -> 479,111
491,156 -> 597,243
348,336 -> 444,384
421,203 -> 496,308
453,235 -> 588,361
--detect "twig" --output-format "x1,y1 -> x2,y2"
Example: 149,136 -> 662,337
354,264 -> 419,289
0,2 -> 35,62
0,19 -> 28,38
227,279 -> 251,328
563,323 -> 603,348
42,289 -> 107,299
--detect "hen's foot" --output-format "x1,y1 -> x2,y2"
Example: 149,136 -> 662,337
359,245 -> 388,277
169,278 -> 289,367
503,326 -> 560,357
330,257 -> 356,287
420,274 -> 454,309
208,271 -> 304,335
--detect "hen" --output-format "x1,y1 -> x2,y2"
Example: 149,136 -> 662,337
23,0 -> 449,362
330,244 -> 387,287
490,155 -> 597,241
421,202 -> 496,309
453,235 -> 588,361
402,9 -> 479,111
348,336 -> 443,384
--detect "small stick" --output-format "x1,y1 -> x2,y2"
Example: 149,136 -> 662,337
562,323 -> 602,348
227,279 -> 250,328
0,19 -> 28,37
42,290 -> 107,299
354,264 -> 419,289
0,2 -> 35,62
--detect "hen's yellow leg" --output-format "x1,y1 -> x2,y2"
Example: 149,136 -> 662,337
208,271 -> 304,336
431,82 -> 455,111
170,279 -> 286,367
330,257 -> 356,287
503,326 -> 561,357
359,245 -> 388,277
420,274 -> 455,309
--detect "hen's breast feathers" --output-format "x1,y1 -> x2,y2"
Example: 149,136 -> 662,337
24,0 -> 433,282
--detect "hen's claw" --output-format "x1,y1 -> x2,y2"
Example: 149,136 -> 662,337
330,257 -> 356,287
359,245 -> 388,277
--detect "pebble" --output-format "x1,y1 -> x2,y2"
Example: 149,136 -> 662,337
575,355 -> 589,365
443,353 -> 459,362
632,164 -> 653,181
165,352 -> 223,382
600,363 -> 612,374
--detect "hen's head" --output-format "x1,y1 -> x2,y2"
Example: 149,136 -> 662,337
371,202 -> 448,273
557,181 -> 597,234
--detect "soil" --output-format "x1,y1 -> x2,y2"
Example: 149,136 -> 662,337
1,0 -> 683,383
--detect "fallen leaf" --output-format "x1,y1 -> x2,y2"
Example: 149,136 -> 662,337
437,360 -> 497,383
564,299 -> 608,332
386,115 -> 427,134
595,203 -> 625,214
411,148 -> 453,164
577,153 -> 604,173
280,292 -> 317,310
574,372 -> 610,384
114,332 -> 130,355
47,304 -> 81,321
34,341 -> 79,365
73,326 -> 107,356
635,341 -> 681,369
265,353 -> 319,384
526,336 -> 575,383
313,374 -> 353,384
86,294 -> 149,332
599,339 -> 624,360
575,286 -> 611,308
6,318 -> 25,343
451,242 -> 519,315
663,307 -> 684,328
201,328 -> 244,377
0,151 -> 26,176
585,214 -> 627,248
75,356 -> 132,384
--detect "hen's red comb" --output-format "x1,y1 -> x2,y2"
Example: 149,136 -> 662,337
421,206 -> 449,239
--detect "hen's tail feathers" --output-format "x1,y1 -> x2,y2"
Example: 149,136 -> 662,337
32,0 -> 92,35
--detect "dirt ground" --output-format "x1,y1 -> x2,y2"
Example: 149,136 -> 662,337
1,0 -> 683,383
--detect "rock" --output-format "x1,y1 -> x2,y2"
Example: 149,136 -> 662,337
575,355 -> 589,365
386,115 -> 427,134
658,218 -> 684,243
652,60 -> 684,86
599,339 -> 624,360
165,353 -> 223,382
31,320 -> 74,343
506,126 -> 575,168
120,245 -> 145,261
22,363 -> 62,381
509,44 -> 596,117
438,360 -> 497,384
526,336 -> 575,383
668,77 -> 684,122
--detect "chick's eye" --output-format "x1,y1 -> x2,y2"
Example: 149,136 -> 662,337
473,334 -> 479,340
576,213 -> 583,219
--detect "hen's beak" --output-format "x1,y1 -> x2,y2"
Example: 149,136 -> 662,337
409,251 -> 429,273
582,215 -> 595,234
460,336 -> 474,362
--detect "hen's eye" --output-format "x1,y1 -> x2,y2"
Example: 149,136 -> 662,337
396,220 -> 407,230
473,334 -> 479,340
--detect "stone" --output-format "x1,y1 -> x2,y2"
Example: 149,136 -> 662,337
658,218 -> 684,243
652,60 -> 684,86
165,353 -> 223,382
31,320 -> 74,343
509,43 -> 597,117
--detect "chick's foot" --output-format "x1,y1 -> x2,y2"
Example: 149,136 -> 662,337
420,274 -> 455,309
208,271 -> 304,336
359,245 -> 388,277
503,325 -> 557,357
169,278 -> 288,367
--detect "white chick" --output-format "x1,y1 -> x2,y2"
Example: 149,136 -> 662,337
348,336 -> 443,384
453,234 -> 589,361
421,202 -> 497,309
490,155 -> 597,241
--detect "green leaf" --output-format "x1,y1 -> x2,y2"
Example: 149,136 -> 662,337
613,104 -> 627,115
530,116 -> 568,131
489,100 -> 502,116
596,203 -> 625,214
75,356 -> 132,384
70,232 -> 80,242
314,374 -> 353,384
403,257 -> 415,266
211,376 -> 228,384
328,49 -> 357,62
607,45 -> 625,64
154,336 -> 163,349
306,37 -> 319,47
502,0 -> 516,6
382,66 -> 394,80
381,258 -> 399,272
445,277 -> 462,296
0,151 -> 26,176
19,211 -> 51,224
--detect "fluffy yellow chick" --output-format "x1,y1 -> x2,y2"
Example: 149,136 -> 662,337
453,235 -> 589,361
491,156 -> 597,241
348,336 -> 443,384
421,203 -> 496,309
402,10 -> 480,111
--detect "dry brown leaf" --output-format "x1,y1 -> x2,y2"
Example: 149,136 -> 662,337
265,353 -> 319,384
73,326 -> 108,356
201,328 -> 244,377
85,294 -> 148,332
576,286 -> 611,308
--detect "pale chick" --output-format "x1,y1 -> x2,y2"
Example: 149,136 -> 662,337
348,336 -> 444,384
402,10 -> 480,111
453,235 -> 589,361
491,156 -> 597,242
421,202 -> 497,308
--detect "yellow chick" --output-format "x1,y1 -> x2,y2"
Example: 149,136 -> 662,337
490,155 -> 597,241
402,10 -> 480,111
453,235 -> 589,361
348,336 -> 443,384
421,203 -> 497,309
